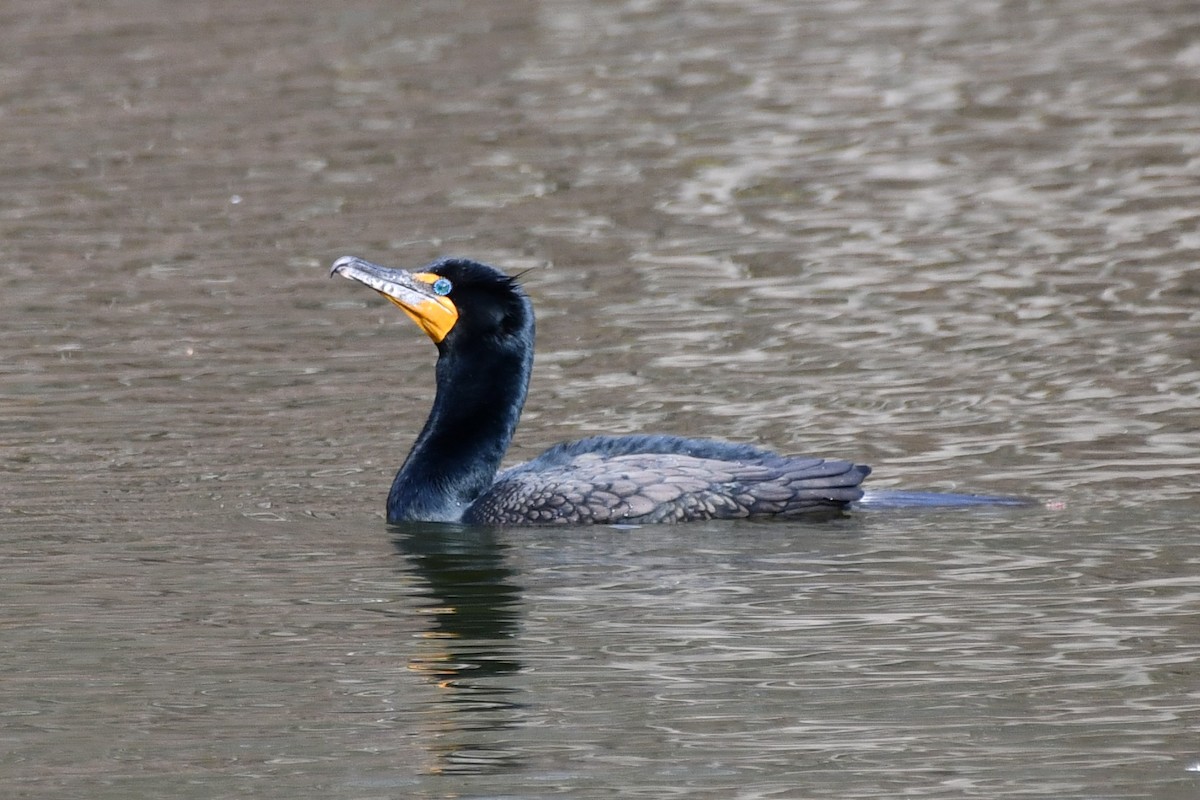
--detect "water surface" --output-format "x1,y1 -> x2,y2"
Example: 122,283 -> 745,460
2,0 -> 1199,797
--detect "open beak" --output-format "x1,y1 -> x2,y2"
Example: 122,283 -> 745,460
330,256 -> 459,343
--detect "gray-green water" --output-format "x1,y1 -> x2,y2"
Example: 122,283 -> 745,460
3,1 -> 1198,797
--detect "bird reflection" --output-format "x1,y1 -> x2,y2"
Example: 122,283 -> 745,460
390,522 -> 526,773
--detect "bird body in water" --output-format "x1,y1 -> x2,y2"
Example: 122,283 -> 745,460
331,256 -> 1025,525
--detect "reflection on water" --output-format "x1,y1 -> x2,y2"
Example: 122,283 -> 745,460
391,524 -> 526,774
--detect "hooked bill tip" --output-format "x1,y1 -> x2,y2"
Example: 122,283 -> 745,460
329,255 -> 359,278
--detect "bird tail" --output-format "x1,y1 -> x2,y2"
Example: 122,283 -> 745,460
856,489 -> 1032,510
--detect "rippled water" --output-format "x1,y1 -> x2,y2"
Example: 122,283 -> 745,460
3,0 -> 1199,797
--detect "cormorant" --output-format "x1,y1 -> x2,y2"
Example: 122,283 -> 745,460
331,256 -> 1025,525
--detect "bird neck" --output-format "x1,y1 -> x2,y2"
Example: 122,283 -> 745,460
388,334 -> 532,523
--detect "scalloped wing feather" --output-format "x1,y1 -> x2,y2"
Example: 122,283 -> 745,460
464,451 -> 870,525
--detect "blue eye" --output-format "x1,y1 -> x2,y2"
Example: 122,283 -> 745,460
432,277 -> 453,296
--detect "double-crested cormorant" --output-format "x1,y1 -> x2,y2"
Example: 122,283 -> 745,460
331,256 -> 1024,525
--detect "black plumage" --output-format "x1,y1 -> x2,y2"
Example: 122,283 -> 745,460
470,435 -> 869,524
330,255 -> 871,525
